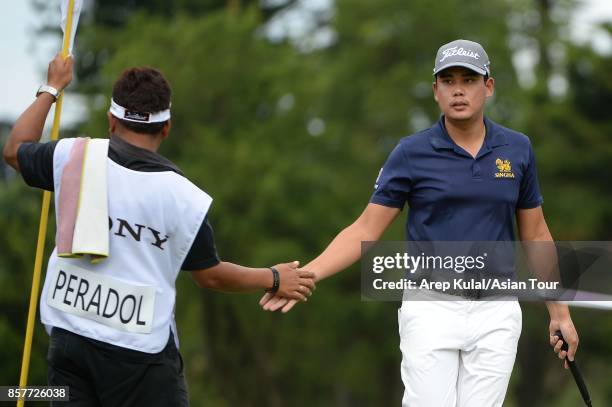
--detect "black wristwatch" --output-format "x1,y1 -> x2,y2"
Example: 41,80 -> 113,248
267,267 -> 280,294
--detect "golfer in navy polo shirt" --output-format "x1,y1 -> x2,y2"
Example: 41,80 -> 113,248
260,39 -> 579,406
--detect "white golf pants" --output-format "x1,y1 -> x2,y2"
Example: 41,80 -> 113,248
398,291 -> 522,407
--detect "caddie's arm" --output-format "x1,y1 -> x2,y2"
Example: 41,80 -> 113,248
190,261 -> 316,301
260,203 -> 400,312
517,206 -> 579,369
3,54 -> 73,171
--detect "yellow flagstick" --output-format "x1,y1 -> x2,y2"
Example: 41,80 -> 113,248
17,1 -> 76,405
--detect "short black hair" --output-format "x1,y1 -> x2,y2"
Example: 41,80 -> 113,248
111,67 -> 171,135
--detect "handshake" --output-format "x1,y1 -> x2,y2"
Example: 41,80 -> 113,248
259,261 -> 316,314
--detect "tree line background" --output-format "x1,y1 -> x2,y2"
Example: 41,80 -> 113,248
1,0 -> 611,405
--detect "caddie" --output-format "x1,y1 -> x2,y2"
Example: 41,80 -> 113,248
3,54 -> 315,406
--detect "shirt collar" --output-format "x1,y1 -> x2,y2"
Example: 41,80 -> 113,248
483,116 -> 508,148
429,115 -> 508,151
109,135 -> 184,175
429,116 -> 454,150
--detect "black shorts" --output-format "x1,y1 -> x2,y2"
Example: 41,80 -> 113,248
47,327 -> 189,406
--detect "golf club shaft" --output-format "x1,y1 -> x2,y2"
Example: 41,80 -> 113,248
555,330 -> 592,406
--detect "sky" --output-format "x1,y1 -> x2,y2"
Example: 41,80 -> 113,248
0,0 -> 611,127
0,0 -> 86,128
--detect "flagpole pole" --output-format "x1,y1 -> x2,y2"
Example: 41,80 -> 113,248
17,1 -> 76,405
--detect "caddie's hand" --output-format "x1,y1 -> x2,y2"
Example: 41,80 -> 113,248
549,317 -> 579,369
271,261 -> 315,301
47,53 -> 74,91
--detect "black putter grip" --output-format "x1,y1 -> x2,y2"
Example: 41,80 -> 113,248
554,330 -> 592,406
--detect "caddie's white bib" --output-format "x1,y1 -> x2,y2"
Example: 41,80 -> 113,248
40,138 -> 212,353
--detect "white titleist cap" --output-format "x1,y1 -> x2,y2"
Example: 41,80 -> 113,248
109,99 -> 171,123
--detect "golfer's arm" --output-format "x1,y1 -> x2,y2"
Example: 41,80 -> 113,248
190,261 -> 273,292
517,206 -> 552,241
517,207 -> 570,318
305,203 -> 400,282
3,93 -> 55,172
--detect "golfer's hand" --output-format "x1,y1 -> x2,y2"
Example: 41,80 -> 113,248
259,293 -> 299,313
273,261 -> 315,301
549,318 -> 579,369
47,53 -> 74,91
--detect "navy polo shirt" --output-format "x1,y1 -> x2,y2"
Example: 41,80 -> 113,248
371,115 -> 543,241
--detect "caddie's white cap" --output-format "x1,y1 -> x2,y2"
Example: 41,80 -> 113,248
109,99 -> 171,123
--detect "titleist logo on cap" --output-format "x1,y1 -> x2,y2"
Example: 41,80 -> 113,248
433,39 -> 490,76
124,110 -> 151,122
440,47 -> 480,63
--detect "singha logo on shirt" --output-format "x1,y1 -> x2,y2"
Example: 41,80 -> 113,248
494,158 -> 515,178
